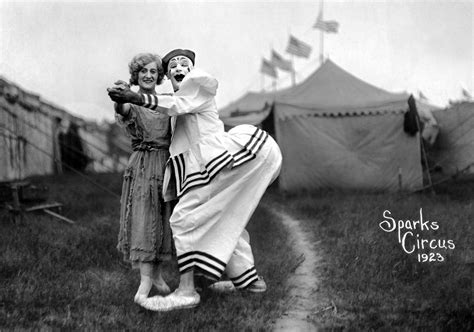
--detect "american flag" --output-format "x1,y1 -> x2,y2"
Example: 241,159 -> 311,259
271,50 -> 293,72
286,35 -> 312,58
418,91 -> 428,101
260,58 -> 278,78
313,12 -> 339,33
462,88 -> 472,100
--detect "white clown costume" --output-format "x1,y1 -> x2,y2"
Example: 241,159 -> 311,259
140,68 -> 282,289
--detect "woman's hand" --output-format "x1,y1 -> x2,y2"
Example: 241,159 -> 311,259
107,81 -> 143,105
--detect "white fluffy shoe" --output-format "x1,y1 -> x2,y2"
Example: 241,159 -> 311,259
144,290 -> 200,312
134,292 -> 149,308
153,279 -> 171,295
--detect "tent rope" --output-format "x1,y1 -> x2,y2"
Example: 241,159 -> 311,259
414,161 -> 474,193
1,107 -> 128,170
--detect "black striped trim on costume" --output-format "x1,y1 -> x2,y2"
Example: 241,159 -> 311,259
177,251 -> 226,281
141,93 -> 159,110
172,151 -> 234,197
232,127 -> 269,168
230,266 -> 259,289
168,125 -> 269,198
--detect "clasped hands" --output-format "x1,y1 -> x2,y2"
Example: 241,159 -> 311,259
107,80 -> 142,104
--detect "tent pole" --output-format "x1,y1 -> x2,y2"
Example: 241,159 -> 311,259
320,31 -> 324,64
291,54 -> 295,86
320,0 -> 324,65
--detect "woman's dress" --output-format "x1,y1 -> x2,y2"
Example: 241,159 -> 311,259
116,104 -> 174,265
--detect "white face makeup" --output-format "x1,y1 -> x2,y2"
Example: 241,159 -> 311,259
138,61 -> 159,93
167,56 -> 194,91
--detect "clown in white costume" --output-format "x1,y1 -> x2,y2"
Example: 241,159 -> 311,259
108,49 -> 282,311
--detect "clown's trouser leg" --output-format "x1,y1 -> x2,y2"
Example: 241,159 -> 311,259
225,229 -> 260,289
170,136 -> 282,286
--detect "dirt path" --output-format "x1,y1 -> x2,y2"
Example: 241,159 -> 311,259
266,204 -> 323,331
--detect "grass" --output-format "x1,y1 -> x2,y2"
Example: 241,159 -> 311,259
269,175 -> 474,331
0,172 -> 299,330
2,172 -> 473,330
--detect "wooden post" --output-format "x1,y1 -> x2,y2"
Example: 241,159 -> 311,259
10,183 -> 21,223
398,167 -> 402,191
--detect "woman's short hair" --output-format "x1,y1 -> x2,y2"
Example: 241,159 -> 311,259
128,53 -> 165,86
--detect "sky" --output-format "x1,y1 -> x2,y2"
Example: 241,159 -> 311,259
0,0 -> 472,123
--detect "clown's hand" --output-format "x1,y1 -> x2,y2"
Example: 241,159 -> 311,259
113,80 -> 130,90
107,83 -> 143,105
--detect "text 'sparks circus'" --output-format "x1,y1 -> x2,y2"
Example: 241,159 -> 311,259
379,209 -> 455,263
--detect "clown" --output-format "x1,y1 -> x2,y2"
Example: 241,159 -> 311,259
165,49 -> 194,92
108,49 -> 282,311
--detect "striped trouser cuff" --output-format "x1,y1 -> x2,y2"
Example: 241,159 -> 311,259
230,266 -> 259,289
177,251 -> 226,281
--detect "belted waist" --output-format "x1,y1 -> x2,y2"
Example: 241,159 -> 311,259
132,140 -> 169,152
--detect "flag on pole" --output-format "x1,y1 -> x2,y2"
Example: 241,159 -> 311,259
260,58 -> 278,78
286,35 -> 312,58
313,12 -> 339,33
270,50 -> 293,72
418,91 -> 428,101
462,88 -> 472,100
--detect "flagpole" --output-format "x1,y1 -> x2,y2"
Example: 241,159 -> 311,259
291,54 -> 295,86
320,0 -> 324,65
286,27 -> 296,86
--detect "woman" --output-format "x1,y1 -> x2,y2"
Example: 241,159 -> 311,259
114,53 -> 175,307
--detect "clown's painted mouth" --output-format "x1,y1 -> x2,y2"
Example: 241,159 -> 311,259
174,74 -> 185,82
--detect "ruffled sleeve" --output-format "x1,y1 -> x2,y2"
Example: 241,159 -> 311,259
183,68 -> 218,95
115,104 -> 139,138
141,68 -> 218,116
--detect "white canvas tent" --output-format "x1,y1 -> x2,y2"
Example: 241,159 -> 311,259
416,100 -> 440,145
221,60 -> 423,192
430,102 -> 474,174
0,76 -> 129,182
0,77 -> 62,180
220,91 -> 275,130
